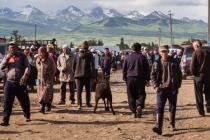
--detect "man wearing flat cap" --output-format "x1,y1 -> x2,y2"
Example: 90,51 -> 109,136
0,41 -> 31,126
73,41 -> 95,111
123,43 -> 150,118
151,45 -> 182,135
57,44 -> 75,105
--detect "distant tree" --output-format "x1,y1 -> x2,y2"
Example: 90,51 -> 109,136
141,43 -> 148,47
10,30 -> 23,45
117,38 -> 129,50
21,39 -> 26,46
88,39 -> 97,46
70,42 -> 74,48
97,40 -> 104,46
87,39 -> 104,46
151,42 -> 155,47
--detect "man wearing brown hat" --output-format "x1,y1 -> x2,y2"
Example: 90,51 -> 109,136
73,41 -> 95,111
0,41 -> 31,126
151,45 -> 182,135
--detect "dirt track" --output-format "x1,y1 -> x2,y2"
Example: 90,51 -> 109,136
0,71 -> 210,140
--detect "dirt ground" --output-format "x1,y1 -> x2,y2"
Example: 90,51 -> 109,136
0,70 -> 210,140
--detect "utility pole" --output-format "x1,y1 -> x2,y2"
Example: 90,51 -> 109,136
168,10 -> 173,46
35,24 -> 37,42
208,0 -> 210,44
158,27 -> 162,47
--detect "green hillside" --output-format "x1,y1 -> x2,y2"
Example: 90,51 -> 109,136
0,17 -> 208,46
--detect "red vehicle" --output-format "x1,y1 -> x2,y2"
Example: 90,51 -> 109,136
181,45 -> 210,79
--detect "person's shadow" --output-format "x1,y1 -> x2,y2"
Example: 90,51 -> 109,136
163,127 -> 210,137
0,130 -> 21,134
34,119 -> 142,125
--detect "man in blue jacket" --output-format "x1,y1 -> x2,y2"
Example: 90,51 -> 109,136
123,43 -> 149,118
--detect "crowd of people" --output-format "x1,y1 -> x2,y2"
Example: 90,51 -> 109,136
0,40 -> 209,136
0,40 -> 123,126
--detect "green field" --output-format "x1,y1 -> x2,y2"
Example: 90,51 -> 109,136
0,17 -> 208,47
30,32 -> 193,46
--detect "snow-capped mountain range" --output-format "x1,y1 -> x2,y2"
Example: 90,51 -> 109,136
20,5 -> 46,18
0,5 -> 207,30
0,7 -> 20,19
143,11 -> 168,19
88,7 -> 123,19
0,5 -> 205,21
56,5 -> 85,18
126,11 -> 144,20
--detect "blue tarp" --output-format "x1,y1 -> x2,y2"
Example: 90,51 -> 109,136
90,46 -> 120,53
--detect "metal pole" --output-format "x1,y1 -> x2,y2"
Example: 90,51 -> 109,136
208,0 -> 210,44
158,27 -> 161,46
168,10 -> 173,46
35,24 -> 37,42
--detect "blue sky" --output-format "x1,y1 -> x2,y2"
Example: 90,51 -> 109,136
0,0 -> 208,21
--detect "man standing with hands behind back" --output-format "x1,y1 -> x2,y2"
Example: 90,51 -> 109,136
57,44 -> 75,105
123,43 -> 150,118
0,41 -> 31,126
190,40 -> 210,116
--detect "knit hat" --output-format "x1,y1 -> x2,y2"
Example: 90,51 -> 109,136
62,44 -> 69,49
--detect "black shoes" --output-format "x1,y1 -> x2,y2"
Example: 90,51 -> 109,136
0,122 -> 9,126
39,105 -> 45,114
136,106 -> 142,118
46,104 -> 52,112
206,106 -> 210,113
26,118 -> 31,122
71,100 -> 75,105
78,106 -> 82,112
86,104 -> 93,108
153,114 -> 163,135
199,111 -> 205,117
58,101 -> 65,105
152,127 -> 162,135
1,119 -> 30,126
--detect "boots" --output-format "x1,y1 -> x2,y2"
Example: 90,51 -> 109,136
136,106 -> 143,118
46,103 -> 52,112
40,104 -> 46,114
169,112 -> 176,131
206,106 -> 210,113
152,114 -> 163,135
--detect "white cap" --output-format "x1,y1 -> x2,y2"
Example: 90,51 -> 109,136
62,44 -> 69,49
30,45 -> 35,49
90,48 -> 95,52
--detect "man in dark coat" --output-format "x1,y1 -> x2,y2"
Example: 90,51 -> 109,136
101,48 -> 112,77
73,41 -> 95,111
123,43 -> 149,118
151,45 -> 182,135
190,40 -> 210,116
